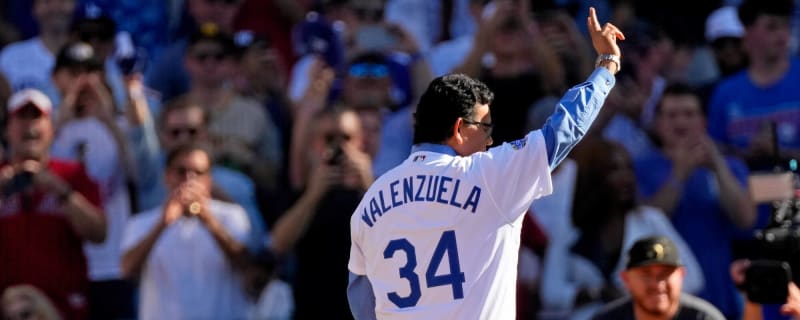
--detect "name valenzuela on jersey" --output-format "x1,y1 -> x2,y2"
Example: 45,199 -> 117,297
360,174 -> 482,227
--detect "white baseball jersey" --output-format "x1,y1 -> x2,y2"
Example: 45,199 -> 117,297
349,130 -> 553,319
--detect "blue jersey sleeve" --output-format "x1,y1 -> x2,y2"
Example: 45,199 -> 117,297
542,67 -> 616,170
348,272 -> 377,320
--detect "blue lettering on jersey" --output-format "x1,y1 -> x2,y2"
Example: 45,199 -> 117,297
360,175 -> 483,227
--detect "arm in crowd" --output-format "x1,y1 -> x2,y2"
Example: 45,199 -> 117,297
288,59 -> 335,190
53,169 -> 107,243
268,163 -> 331,257
2,162 -> 108,243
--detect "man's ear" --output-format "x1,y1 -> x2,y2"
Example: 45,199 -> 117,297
620,270 -> 631,286
452,118 -> 465,144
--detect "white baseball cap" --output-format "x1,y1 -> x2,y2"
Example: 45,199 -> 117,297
705,6 -> 745,42
7,89 -> 53,116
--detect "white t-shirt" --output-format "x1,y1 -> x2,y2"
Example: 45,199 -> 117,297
122,199 -> 252,320
51,117 -> 130,281
349,131 -> 552,320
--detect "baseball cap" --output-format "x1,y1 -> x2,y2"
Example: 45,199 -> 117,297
7,89 -> 53,116
189,23 -> 236,55
71,2 -> 117,42
54,42 -> 104,72
705,6 -> 745,43
625,236 -> 683,270
292,12 -> 345,70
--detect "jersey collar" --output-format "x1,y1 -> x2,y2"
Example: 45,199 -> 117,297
411,143 -> 458,156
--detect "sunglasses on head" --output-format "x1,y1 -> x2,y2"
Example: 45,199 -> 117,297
349,63 -> 389,78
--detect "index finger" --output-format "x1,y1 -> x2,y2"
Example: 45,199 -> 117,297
587,7 -> 601,32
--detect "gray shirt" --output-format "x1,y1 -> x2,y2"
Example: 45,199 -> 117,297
592,294 -> 726,320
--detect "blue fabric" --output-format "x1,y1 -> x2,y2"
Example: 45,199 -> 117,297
144,39 -> 189,102
410,143 -> 458,156
635,151 -> 750,319
347,272 -> 377,320
708,58 -> 800,150
542,67 -> 616,169
373,107 -> 414,178
77,0 -> 169,66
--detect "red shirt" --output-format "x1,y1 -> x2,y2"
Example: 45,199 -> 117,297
0,159 -> 102,320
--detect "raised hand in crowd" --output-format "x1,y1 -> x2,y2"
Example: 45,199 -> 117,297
56,73 -> 115,127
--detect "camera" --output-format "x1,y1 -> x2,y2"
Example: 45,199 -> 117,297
2,171 -> 34,197
746,159 -> 800,302
326,142 -> 344,166
355,25 -> 397,52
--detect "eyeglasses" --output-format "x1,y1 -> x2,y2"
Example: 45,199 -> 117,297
191,51 -> 226,62
4,308 -> 34,320
170,166 -> 210,177
349,63 -> 389,78
462,118 -> 494,136
168,127 -> 200,139
204,0 -> 241,5
324,133 -> 352,144
354,8 -> 384,22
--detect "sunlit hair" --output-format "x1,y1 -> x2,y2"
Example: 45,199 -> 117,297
1,284 -> 62,320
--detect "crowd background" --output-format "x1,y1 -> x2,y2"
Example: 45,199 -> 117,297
0,0 -> 799,319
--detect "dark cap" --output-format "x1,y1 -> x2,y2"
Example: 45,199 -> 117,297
54,42 -> 104,72
625,236 -> 682,270
71,2 -> 117,42
189,23 -> 236,55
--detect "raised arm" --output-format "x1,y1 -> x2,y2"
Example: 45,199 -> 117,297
541,7 -> 624,169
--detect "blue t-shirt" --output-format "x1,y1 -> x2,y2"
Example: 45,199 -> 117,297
708,58 -> 800,150
635,151 -> 750,319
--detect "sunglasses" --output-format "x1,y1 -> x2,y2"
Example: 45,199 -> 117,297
204,0 -> 240,5
4,308 -> 34,320
191,51 -> 226,62
462,118 -> 494,136
349,63 -> 389,78
168,127 -> 200,138
170,166 -> 210,177
324,132 -> 352,144
354,7 -> 384,21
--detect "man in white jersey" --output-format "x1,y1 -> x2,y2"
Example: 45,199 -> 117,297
347,7 -> 624,319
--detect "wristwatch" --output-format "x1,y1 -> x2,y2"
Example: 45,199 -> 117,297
595,54 -> 621,72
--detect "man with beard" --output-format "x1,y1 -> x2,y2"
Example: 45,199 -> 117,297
592,236 -> 724,320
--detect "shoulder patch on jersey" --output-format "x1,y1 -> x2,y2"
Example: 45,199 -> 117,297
413,155 -> 426,162
510,138 -> 527,150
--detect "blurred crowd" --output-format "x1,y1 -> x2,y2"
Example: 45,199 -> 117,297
0,0 -> 799,319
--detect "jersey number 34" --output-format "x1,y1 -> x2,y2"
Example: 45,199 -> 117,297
383,230 -> 466,308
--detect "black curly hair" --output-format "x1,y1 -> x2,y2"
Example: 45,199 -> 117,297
412,74 -> 494,145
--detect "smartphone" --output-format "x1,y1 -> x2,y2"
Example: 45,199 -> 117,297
744,260 -> 792,304
355,25 -> 396,51
2,171 -> 34,197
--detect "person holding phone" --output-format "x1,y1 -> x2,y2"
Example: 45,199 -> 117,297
0,89 -> 106,320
